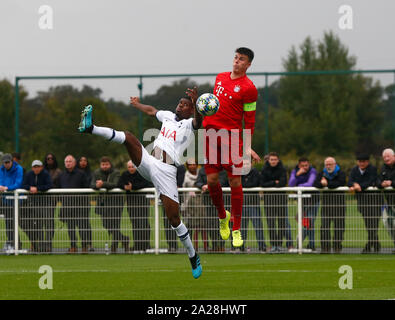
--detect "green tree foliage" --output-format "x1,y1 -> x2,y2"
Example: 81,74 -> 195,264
19,85 -> 130,169
0,80 -> 27,153
270,31 -> 384,158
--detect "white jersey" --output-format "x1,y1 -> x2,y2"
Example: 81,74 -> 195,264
154,110 -> 195,166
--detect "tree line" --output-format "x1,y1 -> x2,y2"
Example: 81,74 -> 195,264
0,31 -> 394,173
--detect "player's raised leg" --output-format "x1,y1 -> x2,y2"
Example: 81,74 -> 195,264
78,105 -> 143,166
160,194 -> 202,279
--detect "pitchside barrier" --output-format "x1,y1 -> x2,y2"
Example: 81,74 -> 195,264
1,187 -> 394,255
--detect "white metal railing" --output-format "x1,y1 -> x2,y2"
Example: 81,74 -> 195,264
0,187 -> 394,255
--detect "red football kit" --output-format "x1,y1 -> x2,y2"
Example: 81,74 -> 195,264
203,71 -> 258,230
203,72 -> 258,175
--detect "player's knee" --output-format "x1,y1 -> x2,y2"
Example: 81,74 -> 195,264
207,173 -> 220,186
229,176 -> 241,188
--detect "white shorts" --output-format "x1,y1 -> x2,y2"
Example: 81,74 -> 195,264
137,145 -> 179,203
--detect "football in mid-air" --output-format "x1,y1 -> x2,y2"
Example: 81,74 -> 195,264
196,93 -> 220,116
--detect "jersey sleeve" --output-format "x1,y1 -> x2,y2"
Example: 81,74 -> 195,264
243,85 -> 258,135
156,110 -> 175,122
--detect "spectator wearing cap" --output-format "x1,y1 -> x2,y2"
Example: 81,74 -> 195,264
21,160 -> 52,252
0,153 -> 24,250
348,153 -> 381,253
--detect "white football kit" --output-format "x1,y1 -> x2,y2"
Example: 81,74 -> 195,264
137,111 -> 195,203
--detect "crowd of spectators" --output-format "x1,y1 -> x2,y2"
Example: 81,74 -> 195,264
0,148 -> 394,254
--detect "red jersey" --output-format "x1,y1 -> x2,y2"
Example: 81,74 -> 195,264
203,72 -> 258,134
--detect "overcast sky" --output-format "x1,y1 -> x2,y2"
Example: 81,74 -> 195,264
1,0 -> 394,102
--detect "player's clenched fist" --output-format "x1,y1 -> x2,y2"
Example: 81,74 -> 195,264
130,97 -> 140,106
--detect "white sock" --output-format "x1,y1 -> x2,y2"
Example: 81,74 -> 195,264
172,221 -> 195,258
92,125 -> 125,144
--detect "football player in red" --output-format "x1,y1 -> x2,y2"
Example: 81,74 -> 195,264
203,47 -> 260,248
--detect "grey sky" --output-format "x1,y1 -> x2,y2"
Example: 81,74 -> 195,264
1,0 -> 394,102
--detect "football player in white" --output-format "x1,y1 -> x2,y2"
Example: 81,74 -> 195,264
78,87 -> 203,279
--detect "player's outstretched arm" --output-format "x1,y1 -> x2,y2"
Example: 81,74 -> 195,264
187,87 -> 203,130
130,97 -> 158,117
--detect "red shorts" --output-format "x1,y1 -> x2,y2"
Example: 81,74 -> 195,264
204,128 -> 243,178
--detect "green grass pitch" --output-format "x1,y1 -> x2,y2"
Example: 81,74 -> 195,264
0,254 -> 394,300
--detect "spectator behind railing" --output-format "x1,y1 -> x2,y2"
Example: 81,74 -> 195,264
260,152 -> 293,253
195,166 -> 228,252
56,155 -> 91,253
313,157 -> 346,253
240,158 -> 266,253
377,149 -> 395,252
181,159 -> 208,252
348,153 -> 381,253
77,156 -> 94,252
0,153 -> 24,252
92,156 -> 129,253
21,160 -> 52,252
77,156 -> 93,186
43,153 -> 62,187
12,152 -> 26,177
119,160 -> 153,252
288,157 -> 319,251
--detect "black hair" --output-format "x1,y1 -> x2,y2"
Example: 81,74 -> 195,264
77,156 -> 91,172
236,47 -> 254,62
43,153 -> 59,170
12,152 -> 21,160
298,157 -> 309,163
268,152 -> 279,158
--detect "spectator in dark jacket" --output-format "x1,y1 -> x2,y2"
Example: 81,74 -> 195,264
195,166 -> 228,252
0,153 -> 24,251
76,156 -> 94,252
12,152 -> 26,177
240,159 -> 266,252
261,152 -> 292,252
348,153 -> 381,253
21,160 -> 52,252
56,155 -> 91,253
43,153 -> 62,187
289,157 -> 319,251
314,157 -> 346,253
377,148 -> 395,250
119,160 -> 153,252
92,156 -> 128,253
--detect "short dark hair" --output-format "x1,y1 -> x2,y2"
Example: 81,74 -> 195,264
100,156 -> 112,164
268,152 -> 279,158
236,47 -> 254,62
298,157 -> 309,163
12,152 -> 21,160
183,96 -> 193,104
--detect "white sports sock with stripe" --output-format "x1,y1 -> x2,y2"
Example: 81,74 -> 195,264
172,221 -> 195,258
92,125 -> 125,144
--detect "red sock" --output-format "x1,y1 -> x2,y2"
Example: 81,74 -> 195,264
231,185 -> 243,230
208,183 -> 226,219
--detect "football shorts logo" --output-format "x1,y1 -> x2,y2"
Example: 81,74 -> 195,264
234,85 -> 241,92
